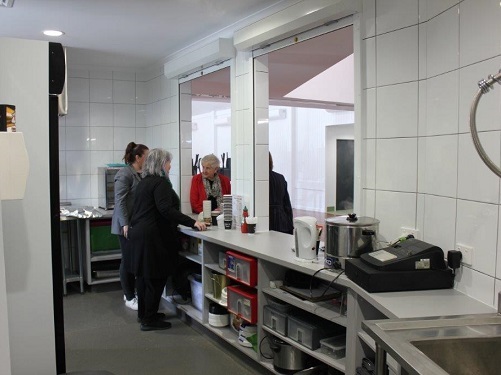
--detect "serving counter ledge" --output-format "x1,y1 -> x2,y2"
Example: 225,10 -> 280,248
177,226 -> 495,374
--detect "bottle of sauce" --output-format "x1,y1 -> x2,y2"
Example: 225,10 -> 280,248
241,206 -> 248,233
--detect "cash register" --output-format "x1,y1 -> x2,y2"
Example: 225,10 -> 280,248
345,238 -> 455,292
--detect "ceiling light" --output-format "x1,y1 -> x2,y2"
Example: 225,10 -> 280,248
43,30 -> 64,37
0,0 -> 15,8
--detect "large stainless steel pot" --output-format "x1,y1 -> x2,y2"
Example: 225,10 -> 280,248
268,336 -> 308,374
325,213 -> 379,269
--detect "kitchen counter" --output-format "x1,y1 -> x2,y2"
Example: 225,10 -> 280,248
180,226 -> 496,320
178,226 -> 496,374
363,313 -> 501,374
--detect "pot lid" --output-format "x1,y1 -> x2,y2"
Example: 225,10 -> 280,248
326,213 -> 379,227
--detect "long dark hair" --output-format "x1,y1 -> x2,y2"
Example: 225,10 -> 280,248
123,142 -> 148,165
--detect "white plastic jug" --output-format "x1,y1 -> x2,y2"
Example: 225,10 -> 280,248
293,216 -> 317,260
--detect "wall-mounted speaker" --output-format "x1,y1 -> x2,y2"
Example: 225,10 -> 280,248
49,42 -> 65,95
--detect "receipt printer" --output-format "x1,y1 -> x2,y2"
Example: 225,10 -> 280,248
345,239 -> 454,292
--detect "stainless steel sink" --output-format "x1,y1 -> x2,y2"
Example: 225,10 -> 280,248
362,314 -> 501,375
411,336 -> 501,375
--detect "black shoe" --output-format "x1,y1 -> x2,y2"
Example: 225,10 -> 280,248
137,312 -> 166,323
140,320 -> 172,331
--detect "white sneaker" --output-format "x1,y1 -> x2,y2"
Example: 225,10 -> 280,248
125,297 -> 138,311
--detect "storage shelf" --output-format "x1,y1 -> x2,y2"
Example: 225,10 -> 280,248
205,262 -> 225,273
263,287 -> 347,327
90,250 -> 121,262
177,303 -> 203,323
179,251 -> 202,265
357,331 -> 399,373
262,326 -> 346,373
64,269 -> 81,283
205,292 -> 226,307
260,360 -> 282,374
203,323 -> 258,361
88,276 -> 120,285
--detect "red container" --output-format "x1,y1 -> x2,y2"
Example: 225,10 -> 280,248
226,250 -> 257,287
227,285 -> 258,324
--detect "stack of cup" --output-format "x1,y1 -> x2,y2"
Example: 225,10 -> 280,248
203,200 -> 212,225
223,195 -> 232,229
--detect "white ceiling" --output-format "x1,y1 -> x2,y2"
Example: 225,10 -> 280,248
0,0 -> 284,68
0,0 -> 354,107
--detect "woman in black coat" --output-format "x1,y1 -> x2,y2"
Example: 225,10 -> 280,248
127,148 -> 206,331
269,152 -> 294,234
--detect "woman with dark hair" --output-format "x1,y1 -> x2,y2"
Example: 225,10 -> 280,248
111,142 -> 149,310
127,148 -> 206,331
269,152 -> 294,234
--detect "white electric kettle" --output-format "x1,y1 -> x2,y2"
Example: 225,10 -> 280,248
293,216 -> 317,260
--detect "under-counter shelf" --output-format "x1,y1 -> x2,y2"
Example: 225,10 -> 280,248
357,330 -> 399,374
90,250 -> 121,262
263,287 -> 347,327
176,301 -> 203,323
87,276 -> 120,285
205,262 -> 225,273
203,323 -> 258,361
179,251 -> 202,265
262,326 -> 346,373
205,292 -> 226,306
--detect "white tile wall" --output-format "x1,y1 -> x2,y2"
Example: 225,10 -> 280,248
459,0 -> 501,68
375,138 -> 417,192
457,132 -> 500,204
363,37 -> 376,90
418,0 -> 458,22
417,135 -> 457,197
458,56 -> 501,133
422,70 -> 459,136
425,5 -> 459,78
422,194 -> 456,253
375,190 -> 417,243
375,0 -> 418,34
376,26 -> 418,86
376,82 -> 418,138
90,79 -> 112,103
366,0 -> 501,307
60,66 -> 169,204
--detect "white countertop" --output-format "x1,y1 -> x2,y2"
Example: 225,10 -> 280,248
180,227 -> 496,319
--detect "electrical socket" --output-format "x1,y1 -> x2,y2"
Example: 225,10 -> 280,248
457,243 -> 473,266
400,227 -> 420,240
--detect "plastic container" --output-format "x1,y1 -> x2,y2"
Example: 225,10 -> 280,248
226,250 -> 257,287
263,305 -> 288,336
287,314 -> 344,350
208,303 -> 229,327
319,335 -> 346,359
226,285 -> 257,323
188,274 -> 203,311
89,219 -> 120,252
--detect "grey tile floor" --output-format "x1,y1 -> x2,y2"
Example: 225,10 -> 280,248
63,284 -> 268,375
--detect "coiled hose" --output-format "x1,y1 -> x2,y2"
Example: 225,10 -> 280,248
469,70 -> 501,178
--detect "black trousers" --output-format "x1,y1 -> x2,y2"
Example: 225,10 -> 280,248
118,235 -> 136,300
136,276 -> 166,323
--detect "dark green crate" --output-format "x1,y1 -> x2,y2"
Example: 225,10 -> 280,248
90,225 -> 119,252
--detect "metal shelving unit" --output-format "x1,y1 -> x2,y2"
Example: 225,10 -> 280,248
82,218 -> 121,285
60,216 -> 84,294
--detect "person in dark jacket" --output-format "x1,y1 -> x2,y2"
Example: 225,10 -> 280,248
269,152 -> 294,234
111,142 -> 149,311
127,148 -> 206,331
